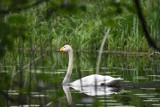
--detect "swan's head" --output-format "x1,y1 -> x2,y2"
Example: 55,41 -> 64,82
60,44 -> 73,52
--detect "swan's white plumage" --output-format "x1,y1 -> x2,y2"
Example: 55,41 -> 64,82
59,44 -> 123,87
70,74 -> 122,86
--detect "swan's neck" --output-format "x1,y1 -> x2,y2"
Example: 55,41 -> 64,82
63,50 -> 73,85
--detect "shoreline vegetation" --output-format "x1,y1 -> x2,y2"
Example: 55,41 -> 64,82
1,0 -> 159,56
0,1 -> 160,106
26,0 -> 159,52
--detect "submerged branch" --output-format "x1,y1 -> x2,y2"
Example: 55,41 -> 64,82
10,54 -> 45,87
22,54 -> 45,70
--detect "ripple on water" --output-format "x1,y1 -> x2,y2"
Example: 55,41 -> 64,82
133,76 -> 147,80
10,105 -> 40,107
143,99 -> 159,102
76,103 -> 92,106
106,102 -> 123,106
114,105 -> 135,107
134,93 -> 158,98
148,75 -> 160,78
152,104 -> 160,107
140,88 -> 156,90
99,99 -> 117,103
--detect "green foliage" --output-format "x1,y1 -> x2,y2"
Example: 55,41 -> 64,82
0,73 -> 10,106
0,14 -> 28,58
0,0 -> 30,9
0,0 -> 159,59
0,0 -> 160,106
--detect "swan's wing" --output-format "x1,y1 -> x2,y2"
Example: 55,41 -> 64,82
70,74 -> 123,87
70,75 -> 93,86
98,77 -> 123,87
70,74 -> 103,86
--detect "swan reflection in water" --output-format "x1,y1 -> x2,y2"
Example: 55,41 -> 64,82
63,85 -> 121,106
62,86 -> 73,106
70,85 -> 120,96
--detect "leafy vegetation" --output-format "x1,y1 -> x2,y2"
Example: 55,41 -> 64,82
0,0 -> 160,106
25,0 -> 160,52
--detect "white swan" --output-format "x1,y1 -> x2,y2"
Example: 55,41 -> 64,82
59,44 -> 123,87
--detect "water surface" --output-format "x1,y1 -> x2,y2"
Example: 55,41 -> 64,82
1,51 -> 160,107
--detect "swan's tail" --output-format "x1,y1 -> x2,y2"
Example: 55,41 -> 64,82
103,77 -> 123,87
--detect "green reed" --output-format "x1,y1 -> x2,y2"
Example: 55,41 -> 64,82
23,0 -> 159,52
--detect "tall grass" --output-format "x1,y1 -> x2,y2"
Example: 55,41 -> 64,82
22,0 -> 159,52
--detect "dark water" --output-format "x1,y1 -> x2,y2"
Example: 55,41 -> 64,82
1,52 -> 160,107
